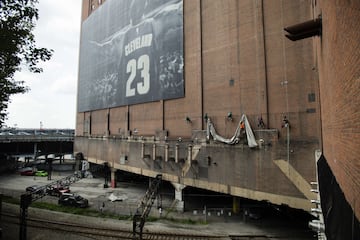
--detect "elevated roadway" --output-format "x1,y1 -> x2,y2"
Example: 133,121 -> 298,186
0,129 -> 74,172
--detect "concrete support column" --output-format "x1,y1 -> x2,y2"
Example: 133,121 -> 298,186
175,144 -> 179,163
33,143 -> 37,160
187,145 -> 192,161
110,168 -> 116,188
165,144 -> 169,162
152,144 -> 156,160
233,196 -> 240,214
141,141 -> 145,158
171,182 -> 186,212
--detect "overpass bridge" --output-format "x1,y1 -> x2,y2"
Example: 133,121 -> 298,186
0,128 -> 74,172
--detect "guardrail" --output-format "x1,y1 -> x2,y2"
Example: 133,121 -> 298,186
0,129 -> 74,143
0,135 -> 74,143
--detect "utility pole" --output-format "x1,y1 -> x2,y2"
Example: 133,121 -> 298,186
0,193 -> 3,239
19,173 -> 82,240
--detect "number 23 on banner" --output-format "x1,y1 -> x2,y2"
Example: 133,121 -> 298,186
126,54 -> 150,97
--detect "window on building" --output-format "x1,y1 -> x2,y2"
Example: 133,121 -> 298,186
308,93 -> 316,102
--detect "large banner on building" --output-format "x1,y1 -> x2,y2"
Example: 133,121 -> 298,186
78,0 -> 184,112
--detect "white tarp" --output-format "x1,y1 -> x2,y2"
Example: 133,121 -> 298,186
108,192 -> 128,202
207,114 -> 258,148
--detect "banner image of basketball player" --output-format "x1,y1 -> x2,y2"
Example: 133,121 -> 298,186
77,0 -> 184,112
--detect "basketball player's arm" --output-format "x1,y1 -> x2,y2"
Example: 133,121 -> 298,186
152,1 -> 182,35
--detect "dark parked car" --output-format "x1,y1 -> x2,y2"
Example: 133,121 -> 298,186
46,185 -> 70,197
58,193 -> 88,208
25,185 -> 44,194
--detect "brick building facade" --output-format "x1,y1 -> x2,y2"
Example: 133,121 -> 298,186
76,0 -> 360,238
313,1 -> 360,238
76,0 -> 319,209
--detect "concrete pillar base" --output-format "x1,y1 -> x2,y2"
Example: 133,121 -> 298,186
175,200 -> 185,212
171,182 -> 186,212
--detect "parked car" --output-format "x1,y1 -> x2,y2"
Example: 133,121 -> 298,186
19,167 -> 37,176
35,170 -> 48,177
46,185 -> 70,197
58,193 -> 88,208
25,185 -> 44,194
20,169 -> 35,176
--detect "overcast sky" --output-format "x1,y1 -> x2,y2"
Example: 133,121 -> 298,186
5,0 -> 82,129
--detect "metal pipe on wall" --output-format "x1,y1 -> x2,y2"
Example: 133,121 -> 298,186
260,0 -> 270,127
200,0 -> 204,130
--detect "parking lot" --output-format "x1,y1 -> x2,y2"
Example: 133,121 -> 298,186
0,171 -> 317,239
0,171 -> 156,216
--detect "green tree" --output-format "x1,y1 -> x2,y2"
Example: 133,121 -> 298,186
0,0 -> 53,127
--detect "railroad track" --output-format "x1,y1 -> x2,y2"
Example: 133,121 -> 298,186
2,212 -> 231,239
1,212 -> 283,239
